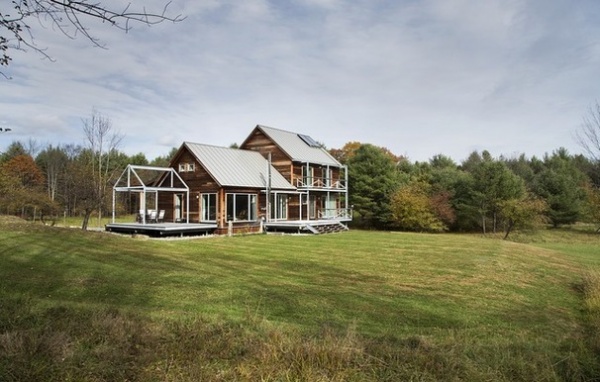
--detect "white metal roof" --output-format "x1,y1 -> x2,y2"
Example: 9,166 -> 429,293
254,125 -> 342,167
183,142 -> 296,190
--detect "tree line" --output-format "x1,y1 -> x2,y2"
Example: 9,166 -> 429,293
0,111 -> 177,229
2,110 -> 600,237
333,143 -> 600,238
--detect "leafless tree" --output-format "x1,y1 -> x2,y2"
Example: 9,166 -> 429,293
81,109 -> 123,229
577,101 -> 600,162
1,0 -> 184,77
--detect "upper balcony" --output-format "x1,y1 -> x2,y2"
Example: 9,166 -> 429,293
295,176 -> 347,190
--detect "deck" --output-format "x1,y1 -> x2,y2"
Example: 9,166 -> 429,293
105,222 -> 218,237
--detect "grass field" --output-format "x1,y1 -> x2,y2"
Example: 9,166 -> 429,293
1,216 -> 599,381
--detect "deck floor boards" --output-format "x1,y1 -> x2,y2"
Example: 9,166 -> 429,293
105,222 -> 217,237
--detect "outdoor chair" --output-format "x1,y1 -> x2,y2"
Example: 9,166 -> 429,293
157,210 -> 165,223
136,209 -> 144,223
148,210 -> 158,223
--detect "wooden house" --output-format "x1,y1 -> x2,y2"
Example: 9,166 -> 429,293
157,142 -> 296,234
240,125 -> 350,225
109,126 -> 351,236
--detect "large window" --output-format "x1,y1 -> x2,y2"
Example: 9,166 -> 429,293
302,166 -> 314,186
226,193 -> 257,222
324,168 -> 332,187
201,193 -> 217,222
270,194 -> 288,220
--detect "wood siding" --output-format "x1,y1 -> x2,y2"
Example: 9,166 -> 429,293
240,129 -> 293,181
241,127 -> 344,188
158,146 -> 270,231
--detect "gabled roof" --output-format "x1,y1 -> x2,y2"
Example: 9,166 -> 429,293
247,125 -> 342,167
182,142 -> 295,190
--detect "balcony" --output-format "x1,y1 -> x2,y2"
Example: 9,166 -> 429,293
295,176 -> 347,190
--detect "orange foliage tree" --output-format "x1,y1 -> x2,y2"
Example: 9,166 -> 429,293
0,154 -> 58,220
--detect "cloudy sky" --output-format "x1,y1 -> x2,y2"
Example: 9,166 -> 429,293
2,0 -> 600,162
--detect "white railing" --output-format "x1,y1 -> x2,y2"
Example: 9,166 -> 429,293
295,177 -> 347,190
317,208 -> 353,220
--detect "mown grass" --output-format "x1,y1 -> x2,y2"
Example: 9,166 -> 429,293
50,213 -> 137,229
1,216 -> 599,381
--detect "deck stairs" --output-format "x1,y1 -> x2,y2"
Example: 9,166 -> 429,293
305,221 -> 349,234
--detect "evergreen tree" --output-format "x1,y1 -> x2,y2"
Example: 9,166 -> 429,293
532,148 -> 586,227
347,144 -> 401,229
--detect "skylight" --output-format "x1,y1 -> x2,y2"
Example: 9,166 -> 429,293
298,133 -> 320,148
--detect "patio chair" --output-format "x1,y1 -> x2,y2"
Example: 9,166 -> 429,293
157,210 -> 165,223
148,210 -> 158,223
136,209 -> 144,223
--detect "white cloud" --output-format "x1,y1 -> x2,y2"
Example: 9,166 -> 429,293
1,0 -> 599,162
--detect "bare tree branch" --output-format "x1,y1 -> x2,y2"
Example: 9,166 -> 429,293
577,100 -> 600,162
1,0 -> 185,78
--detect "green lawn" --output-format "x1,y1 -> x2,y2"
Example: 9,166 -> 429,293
1,217 -> 599,381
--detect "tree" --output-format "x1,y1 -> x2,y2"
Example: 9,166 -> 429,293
498,195 -> 547,240
470,158 -> 526,234
532,149 -> 587,227
1,0 -> 184,77
80,110 -> 123,229
347,144 -> 401,229
0,165 -> 20,214
577,101 -> 600,162
0,140 -> 27,163
391,180 -> 447,232
36,144 -> 69,201
329,141 -> 362,164
583,183 -> 600,232
429,154 -> 457,169
150,146 -> 178,167
0,153 -> 58,220
2,154 -> 44,189
67,158 -> 98,230
460,150 -> 482,173
503,153 -> 536,188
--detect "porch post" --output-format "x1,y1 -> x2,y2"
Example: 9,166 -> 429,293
186,190 -> 190,223
111,188 -> 116,223
307,190 -> 311,221
142,189 -> 146,224
344,165 -> 349,216
154,191 -> 158,215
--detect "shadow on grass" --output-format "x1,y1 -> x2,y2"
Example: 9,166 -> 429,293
0,222 -> 192,310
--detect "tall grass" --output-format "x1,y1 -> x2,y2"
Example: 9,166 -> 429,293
1,217 -> 599,381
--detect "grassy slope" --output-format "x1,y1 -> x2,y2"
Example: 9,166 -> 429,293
1,218 -> 599,381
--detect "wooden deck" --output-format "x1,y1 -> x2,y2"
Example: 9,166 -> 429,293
105,222 -> 218,237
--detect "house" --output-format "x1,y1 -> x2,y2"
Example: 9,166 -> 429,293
156,142 -> 296,234
240,125 -> 350,223
108,125 -> 351,235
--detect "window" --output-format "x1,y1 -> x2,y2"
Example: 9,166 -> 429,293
302,166 -> 314,186
270,194 -> 288,220
201,193 -> 217,221
178,162 -> 195,172
226,193 -> 257,222
324,168 -> 332,187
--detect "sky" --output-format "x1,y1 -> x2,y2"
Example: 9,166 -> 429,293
2,0 -> 600,163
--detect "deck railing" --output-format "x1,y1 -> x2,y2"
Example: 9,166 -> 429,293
318,208 -> 353,220
295,177 -> 347,190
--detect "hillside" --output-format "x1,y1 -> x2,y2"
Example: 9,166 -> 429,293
1,218 -> 599,381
